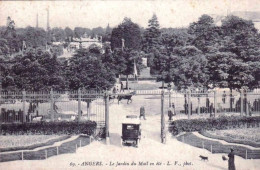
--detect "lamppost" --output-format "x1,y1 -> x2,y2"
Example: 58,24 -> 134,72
185,81 -> 192,120
167,83 -> 172,108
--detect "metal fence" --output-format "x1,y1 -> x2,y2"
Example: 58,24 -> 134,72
0,90 -> 106,128
108,88 -> 260,117
168,89 -> 260,117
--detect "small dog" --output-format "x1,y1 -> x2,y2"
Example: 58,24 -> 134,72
222,155 -> 228,161
199,155 -> 208,161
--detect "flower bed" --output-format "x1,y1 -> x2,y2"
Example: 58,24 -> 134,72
0,121 -> 97,135
169,116 -> 260,136
200,128 -> 260,148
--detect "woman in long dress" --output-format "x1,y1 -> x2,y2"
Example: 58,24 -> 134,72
228,148 -> 236,170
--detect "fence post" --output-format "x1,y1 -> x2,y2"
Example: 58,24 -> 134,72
45,150 -> 47,159
198,96 -> 201,115
22,90 -> 26,123
240,89 -> 243,116
161,89 -> 166,144
214,90 -> 217,117
246,149 -> 247,159
245,90 -> 248,116
169,90 -> 171,108
210,144 -> 212,153
78,89 -> 81,121
188,89 -> 191,120
50,89 -> 54,122
105,91 -> 110,145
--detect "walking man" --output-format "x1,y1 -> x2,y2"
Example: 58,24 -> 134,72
139,106 -> 146,120
168,107 -> 174,121
228,148 -> 236,170
120,82 -> 124,92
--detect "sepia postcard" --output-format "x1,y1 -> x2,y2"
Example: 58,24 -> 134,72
0,0 -> 259,170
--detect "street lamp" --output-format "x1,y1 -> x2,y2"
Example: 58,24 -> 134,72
167,83 -> 172,107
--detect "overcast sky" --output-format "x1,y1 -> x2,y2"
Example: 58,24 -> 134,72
0,0 -> 259,29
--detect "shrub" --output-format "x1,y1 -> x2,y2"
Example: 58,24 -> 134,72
169,116 -> 260,136
1,121 -> 97,135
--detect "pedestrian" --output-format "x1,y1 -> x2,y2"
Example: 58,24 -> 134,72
120,82 -> 124,92
168,107 -> 174,121
206,98 -> 210,110
222,91 -> 227,104
113,87 -> 117,94
228,148 -> 236,170
209,103 -> 214,117
248,101 -> 252,116
139,106 -> 146,120
172,103 -> 176,116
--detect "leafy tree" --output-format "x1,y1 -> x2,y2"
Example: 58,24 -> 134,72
11,48 -> 66,91
50,27 -> 66,42
50,45 -> 64,57
111,18 -> 142,50
0,56 -> 15,90
211,15 -> 260,90
142,14 -> 161,53
113,48 -> 144,89
17,27 -> 47,48
151,45 -> 209,90
64,27 -> 74,41
91,27 -> 105,38
188,14 -> 221,53
0,38 -> 9,56
66,48 -> 116,90
74,27 -> 91,38
103,24 -> 112,42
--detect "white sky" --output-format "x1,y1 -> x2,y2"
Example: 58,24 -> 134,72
0,0 -> 259,29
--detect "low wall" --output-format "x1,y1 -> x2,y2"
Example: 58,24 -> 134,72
177,132 -> 260,159
0,135 -> 91,162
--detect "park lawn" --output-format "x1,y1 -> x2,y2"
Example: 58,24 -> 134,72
206,128 -> 260,143
0,135 -> 66,149
126,80 -> 162,90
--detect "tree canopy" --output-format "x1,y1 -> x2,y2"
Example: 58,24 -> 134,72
111,18 -> 142,50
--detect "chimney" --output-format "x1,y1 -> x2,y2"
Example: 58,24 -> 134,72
47,7 -> 50,31
36,13 -> 38,28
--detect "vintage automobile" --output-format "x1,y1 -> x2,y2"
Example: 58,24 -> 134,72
121,115 -> 141,147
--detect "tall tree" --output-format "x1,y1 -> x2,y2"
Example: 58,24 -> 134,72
50,27 -> 66,42
64,27 -> 74,41
188,14 -> 221,53
17,27 -> 47,48
74,27 -> 91,38
210,15 -> 260,90
111,18 -> 142,50
11,48 -> 66,91
66,48 -> 116,90
142,14 -> 161,53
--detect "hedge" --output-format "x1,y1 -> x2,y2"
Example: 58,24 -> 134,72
199,131 -> 260,148
169,116 -> 260,136
0,121 -> 97,135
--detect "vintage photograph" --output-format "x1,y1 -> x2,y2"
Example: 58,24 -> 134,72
0,0 -> 259,169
